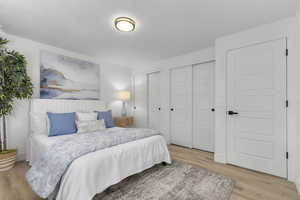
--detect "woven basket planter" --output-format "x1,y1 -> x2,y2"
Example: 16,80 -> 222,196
0,150 -> 17,172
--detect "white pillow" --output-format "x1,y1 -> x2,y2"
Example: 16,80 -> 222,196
76,112 -> 98,121
30,112 -> 48,135
76,119 -> 106,134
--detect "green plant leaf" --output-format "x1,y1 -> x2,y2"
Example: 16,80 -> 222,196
0,37 -> 33,151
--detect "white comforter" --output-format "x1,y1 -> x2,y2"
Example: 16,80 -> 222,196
28,132 -> 171,200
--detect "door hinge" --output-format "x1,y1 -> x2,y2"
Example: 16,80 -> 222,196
286,152 -> 289,159
286,100 -> 288,108
286,49 -> 289,56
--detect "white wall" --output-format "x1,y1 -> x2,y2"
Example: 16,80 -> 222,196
133,47 -> 215,142
1,32 -> 132,160
134,47 -> 215,75
215,17 -> 297,182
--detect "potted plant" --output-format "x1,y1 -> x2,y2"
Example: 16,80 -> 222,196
0,37 -> 33,171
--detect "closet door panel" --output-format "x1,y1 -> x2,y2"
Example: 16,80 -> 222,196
170,66 -> 193,148
148,72 -> 160,130
193,62 -> 215,152
133,74 -> 147,128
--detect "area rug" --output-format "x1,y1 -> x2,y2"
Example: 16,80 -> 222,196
94,161 -> 235,200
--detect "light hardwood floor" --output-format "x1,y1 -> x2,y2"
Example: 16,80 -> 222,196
0,145 -> 299,200
170,145 -> 300,200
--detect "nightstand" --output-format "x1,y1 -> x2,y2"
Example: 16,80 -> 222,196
114,116 -> 134,128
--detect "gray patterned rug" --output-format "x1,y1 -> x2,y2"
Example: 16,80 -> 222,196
94,161 -> 235,200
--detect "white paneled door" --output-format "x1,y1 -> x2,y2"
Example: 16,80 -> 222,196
170,66 -> 193,148
147,72 -> 161,130
193,62 -> 215,152
227,39 -> 287,177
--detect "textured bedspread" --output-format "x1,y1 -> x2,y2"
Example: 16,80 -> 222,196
26,128 -> 160,198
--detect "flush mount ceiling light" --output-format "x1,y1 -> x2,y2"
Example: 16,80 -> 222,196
115,17 -> 135,32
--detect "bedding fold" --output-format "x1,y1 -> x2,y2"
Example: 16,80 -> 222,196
26,128 -> 160,198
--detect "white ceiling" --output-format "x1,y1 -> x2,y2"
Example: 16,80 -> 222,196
0,0 -> 298,69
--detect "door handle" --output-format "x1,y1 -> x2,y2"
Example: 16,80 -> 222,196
228,110 -> 239,115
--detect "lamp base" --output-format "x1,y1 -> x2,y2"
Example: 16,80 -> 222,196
121,101 -> 127,117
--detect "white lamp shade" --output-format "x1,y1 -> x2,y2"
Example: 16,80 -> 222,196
118,91 -> 131,101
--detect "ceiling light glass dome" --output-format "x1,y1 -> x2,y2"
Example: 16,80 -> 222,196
115,17 -> 135,32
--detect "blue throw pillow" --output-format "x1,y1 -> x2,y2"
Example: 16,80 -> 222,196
47,112 -> 77,137
96,110 -> 114,128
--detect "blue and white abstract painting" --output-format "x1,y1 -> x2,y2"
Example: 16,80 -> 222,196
40,50 -> 99,100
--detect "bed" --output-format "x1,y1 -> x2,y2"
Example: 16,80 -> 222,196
26,99 -> 171,200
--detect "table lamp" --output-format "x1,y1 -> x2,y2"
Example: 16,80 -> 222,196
118,91 -> 131,116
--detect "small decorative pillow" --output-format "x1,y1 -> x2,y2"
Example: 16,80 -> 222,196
76,112 -> 98,121
76,119 -> 106,134
95,110 -> 114,128
47,112 -> 77,137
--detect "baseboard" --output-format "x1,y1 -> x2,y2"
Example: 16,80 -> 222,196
214,153 -> 226,164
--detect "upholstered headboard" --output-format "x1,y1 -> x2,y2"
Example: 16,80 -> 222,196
30,99 -> 106,114
27,99 -> 107,162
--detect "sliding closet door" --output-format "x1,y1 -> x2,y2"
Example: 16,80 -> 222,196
133,74 -> 147,128
193,62 -> 215,152
170,66 -> 193,148
147,72 -> 161,130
